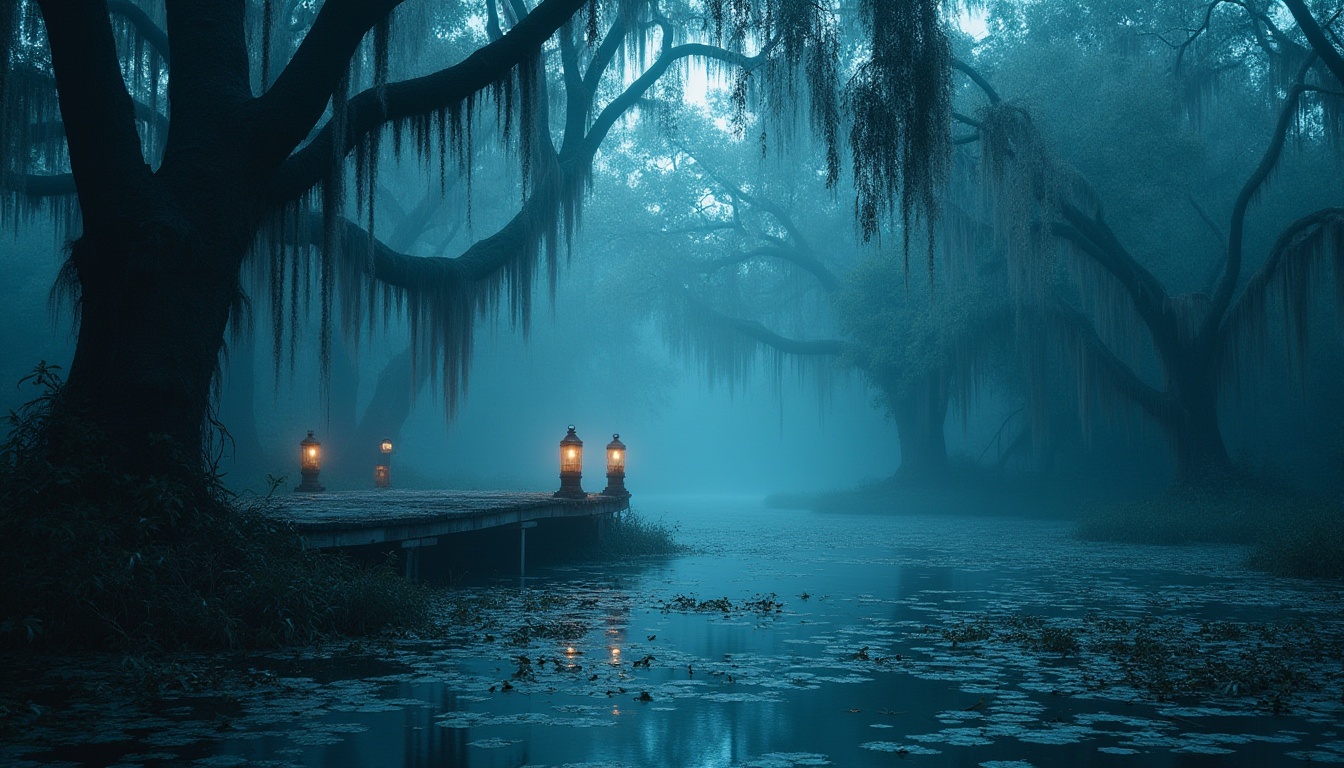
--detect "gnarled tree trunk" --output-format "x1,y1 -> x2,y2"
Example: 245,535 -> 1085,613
884,372 -> 950,481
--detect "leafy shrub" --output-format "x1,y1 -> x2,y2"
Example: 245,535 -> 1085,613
0,364 -> 426,650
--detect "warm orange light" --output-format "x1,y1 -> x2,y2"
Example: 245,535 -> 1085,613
605,434 -> 626,475
556,425 -> 585,497
559,426 -> 583,476
299,431 -> 322,472
603,434 -> 628,498
381,438 -> 393,454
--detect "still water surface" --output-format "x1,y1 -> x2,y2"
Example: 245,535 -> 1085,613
12,496 -> 1344,767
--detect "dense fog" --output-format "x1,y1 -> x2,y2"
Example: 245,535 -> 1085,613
3,1 -> 1344,765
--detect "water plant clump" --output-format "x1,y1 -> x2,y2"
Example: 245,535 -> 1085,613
582,509 -> 686,559
0,365 -> 427,651
917,611 -> 1342,707
659,593 -> 785,615
1076,481 -> 1344,577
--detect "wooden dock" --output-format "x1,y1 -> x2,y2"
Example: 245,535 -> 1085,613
273,490 -> 630,578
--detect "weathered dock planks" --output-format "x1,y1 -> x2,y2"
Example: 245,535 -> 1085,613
273,489 -> 629,550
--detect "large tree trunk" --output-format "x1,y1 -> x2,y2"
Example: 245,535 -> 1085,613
58,224 -> 241,479
889,373 -> 950,481
1168,362 -> 1232,485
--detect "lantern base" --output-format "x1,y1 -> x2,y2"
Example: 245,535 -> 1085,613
296,470 -> 325,493
554,473 -> 585,499
602,474 -> 629,498
604,468 -> 628,497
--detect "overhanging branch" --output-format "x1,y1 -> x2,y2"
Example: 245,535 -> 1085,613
704,306 -> 845,357
262,0 -> 583,184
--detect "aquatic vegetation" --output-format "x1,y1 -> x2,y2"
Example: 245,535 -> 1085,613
918,611 -> 1343,706
1078,483 -> 1344,577
4,505 -> 1344,767
580,510 -> 686,560
659,593 -> 785,615
1250,507 -> 1344,578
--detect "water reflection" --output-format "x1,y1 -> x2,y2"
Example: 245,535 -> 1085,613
9,498 -> 1344,767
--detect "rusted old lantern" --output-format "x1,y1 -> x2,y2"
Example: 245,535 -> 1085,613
375,438 -> 393,489
296,430 -> 325,493
603,433 -> 629,498
555,425 -> 585,498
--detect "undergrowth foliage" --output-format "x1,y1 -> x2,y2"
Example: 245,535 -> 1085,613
0,364 -> 426,650
1076,478 -> 1344,579
582,510 -> 684,559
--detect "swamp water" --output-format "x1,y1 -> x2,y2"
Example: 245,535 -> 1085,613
5,495 -> 1344,767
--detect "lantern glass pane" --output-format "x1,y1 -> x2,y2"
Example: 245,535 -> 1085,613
607,448 -> 624,473
561,444 -> 583,474
301,445 -> 320,471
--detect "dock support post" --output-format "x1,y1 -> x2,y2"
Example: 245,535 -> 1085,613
519,521 -> 538,579
405,547 -> 420,581
400,537 -> 437,582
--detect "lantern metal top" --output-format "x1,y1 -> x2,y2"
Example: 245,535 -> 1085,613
606,433 -> 625,451
561,425 -> 583,447
301,430 -> 320,447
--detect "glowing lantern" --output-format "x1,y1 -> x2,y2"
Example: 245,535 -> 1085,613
555,425 -> 585,498
375,438 -> 392,489
602,433 -> 629,498
296,431 -> 325,492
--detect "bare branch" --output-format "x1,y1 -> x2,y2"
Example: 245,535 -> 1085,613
1221,206 -> 1344,345
1207,57 -> 1318,335
1187,194 -> 1229,294
1050,204 -> 1173,345
699,302 -> 846,357
1050,299 -> 1174,422
952,58 -> 1000,104
107,0 -> 170,64
35,0 -> 152,227
255,0 -> 403,164
1283,0 -> 1344,85
1,171 -> 77,198
267,0 -> 587,205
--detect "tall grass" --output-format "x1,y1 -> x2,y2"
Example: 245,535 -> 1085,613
582,509 -> 685,560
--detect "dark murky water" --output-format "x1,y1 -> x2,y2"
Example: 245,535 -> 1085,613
7,496 -> 1344,767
